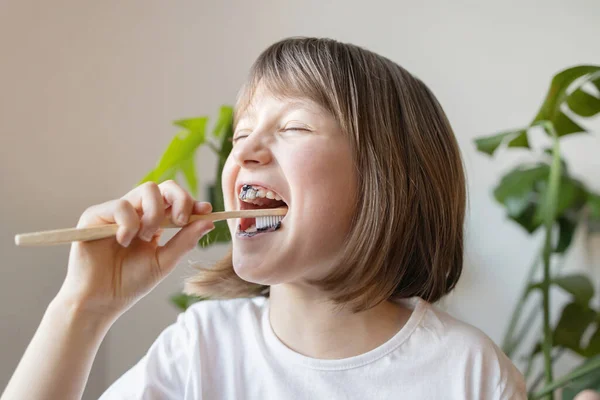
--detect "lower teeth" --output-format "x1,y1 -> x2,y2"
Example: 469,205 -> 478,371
238,221 -> 282,237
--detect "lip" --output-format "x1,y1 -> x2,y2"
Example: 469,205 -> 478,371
235,224 -> 282,240
234,181 -> 290,238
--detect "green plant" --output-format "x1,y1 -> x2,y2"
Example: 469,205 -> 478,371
474,65 -> 600,399
137,105 -> 235,311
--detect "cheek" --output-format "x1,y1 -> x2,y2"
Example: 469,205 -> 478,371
221,155 -> 238,208
221,156 -> 239,233
291,143 -> 356,228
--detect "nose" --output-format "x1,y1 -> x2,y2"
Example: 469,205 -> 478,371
231,131 -> 273,168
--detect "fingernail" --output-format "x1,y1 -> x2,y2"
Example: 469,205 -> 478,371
196,201 -> 212,212
177,213 -> 187,225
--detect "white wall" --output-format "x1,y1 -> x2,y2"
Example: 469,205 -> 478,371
1,0 -> 599,398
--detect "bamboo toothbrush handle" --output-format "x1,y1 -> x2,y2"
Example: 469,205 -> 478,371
14,208 -> 287,247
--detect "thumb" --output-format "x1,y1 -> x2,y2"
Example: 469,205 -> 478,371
157,220 -> 215,273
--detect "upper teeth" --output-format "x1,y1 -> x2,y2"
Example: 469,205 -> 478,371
239,185 -> 282,202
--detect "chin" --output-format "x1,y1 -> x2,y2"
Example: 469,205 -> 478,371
232,253 -> 283,285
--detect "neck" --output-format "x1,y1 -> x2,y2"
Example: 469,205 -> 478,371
268,283 -> 412,359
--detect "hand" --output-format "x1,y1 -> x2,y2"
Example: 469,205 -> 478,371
56,180 -> 214,322
575,390 -> 600,400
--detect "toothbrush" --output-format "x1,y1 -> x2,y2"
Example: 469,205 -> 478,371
14,208 -> 287,247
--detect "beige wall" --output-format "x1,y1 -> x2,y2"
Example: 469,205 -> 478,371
1,0 -> 599,398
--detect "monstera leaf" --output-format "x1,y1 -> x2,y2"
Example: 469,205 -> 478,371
474,127 -> 529,155
139,117 -> 208,195
532,65 -> 600,137
491,162 -> 588,247
475,65 -> 600,156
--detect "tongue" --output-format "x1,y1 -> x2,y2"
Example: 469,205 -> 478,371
240,217 -> 256,231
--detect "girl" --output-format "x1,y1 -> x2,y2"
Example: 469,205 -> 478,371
3,37 -> 527,399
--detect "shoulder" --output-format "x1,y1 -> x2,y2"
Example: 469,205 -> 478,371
411,300 -> 501,357
418,301 -> 498,352
99,297 -> 268,399
409,299 -> 527,399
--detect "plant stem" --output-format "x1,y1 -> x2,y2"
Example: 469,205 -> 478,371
531,355 -> 600,399
540,242 -> 553,397
528,348 -> 565,395
514,303 -> 540,351
206,141 -> 220,155
502,253 -> 541,357
539,122 -> 562,398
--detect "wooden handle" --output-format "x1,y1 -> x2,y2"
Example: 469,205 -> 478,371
14,208 -> 287,247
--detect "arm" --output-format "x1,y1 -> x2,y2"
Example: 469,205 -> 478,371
1,294 -> 113,400
2,181 -> 214,400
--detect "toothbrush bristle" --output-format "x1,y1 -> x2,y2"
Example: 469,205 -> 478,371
256,215 -> 283,230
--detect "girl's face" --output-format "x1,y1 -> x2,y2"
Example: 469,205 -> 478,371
222,84 -> 356,286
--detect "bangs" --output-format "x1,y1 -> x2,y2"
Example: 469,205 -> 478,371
234,38 -> 349,130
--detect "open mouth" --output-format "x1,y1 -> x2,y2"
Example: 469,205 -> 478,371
237,184 -> 288,238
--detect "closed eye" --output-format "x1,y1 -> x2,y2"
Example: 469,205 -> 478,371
231,135 -> 249,144
282,120 -> 313,132
231,129 -> 251,144
284,127 -> 311,132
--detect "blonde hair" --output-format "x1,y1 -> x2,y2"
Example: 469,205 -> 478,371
184,37 -> 466,312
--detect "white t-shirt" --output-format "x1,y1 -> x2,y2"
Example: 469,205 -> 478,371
99,296 -> 526,399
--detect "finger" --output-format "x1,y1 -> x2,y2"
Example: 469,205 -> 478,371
192,201 -> 212,215
575,390 -> 600,400
159,180 -> 194,227
123,182 -> 164,242
78,199 -> 140,247
156,220 -> 215,273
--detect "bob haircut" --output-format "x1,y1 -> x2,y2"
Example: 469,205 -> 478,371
184,37 -> 466,312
